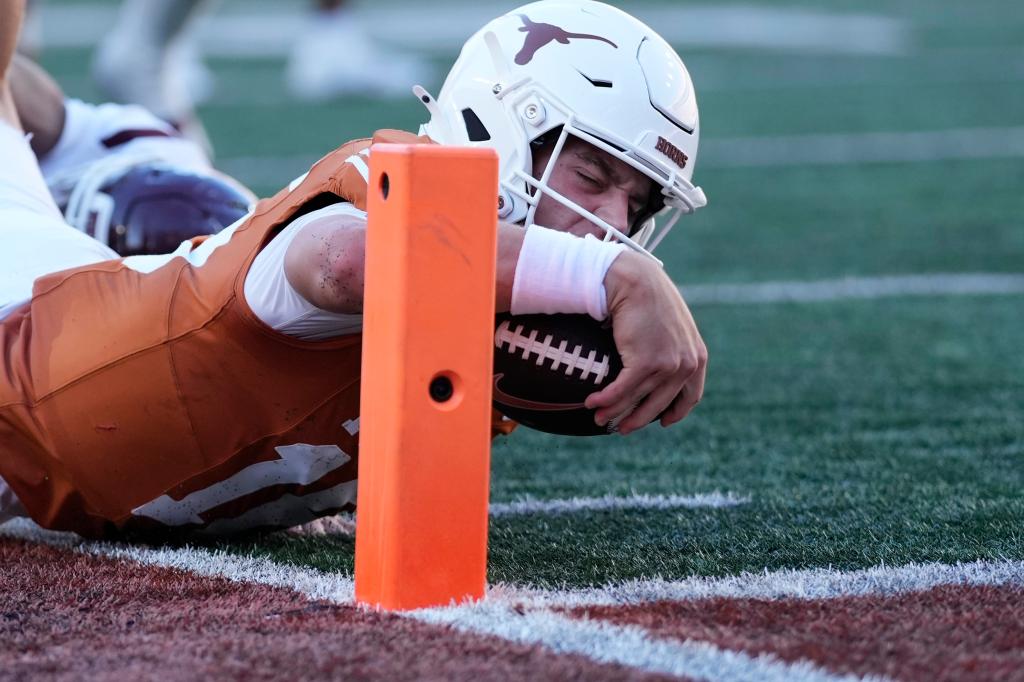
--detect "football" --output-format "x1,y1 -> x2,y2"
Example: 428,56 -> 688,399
492,313 -> 623,436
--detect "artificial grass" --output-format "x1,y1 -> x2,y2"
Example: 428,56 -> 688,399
218,295 -> 1024,587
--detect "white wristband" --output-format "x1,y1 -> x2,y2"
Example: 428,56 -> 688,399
510,225 -> 627,321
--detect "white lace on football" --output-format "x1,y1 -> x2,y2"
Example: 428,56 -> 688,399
495,320 -> 611,384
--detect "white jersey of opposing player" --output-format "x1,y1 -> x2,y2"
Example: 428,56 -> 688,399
39,98 -> 213,210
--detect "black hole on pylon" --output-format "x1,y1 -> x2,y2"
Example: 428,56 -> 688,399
429,376 -> 454,403
380,173 -> 390,200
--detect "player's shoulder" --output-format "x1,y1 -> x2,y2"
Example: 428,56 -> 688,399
370,129 -> 433,146
323,129 -> 431,164
261,130 -> 431,216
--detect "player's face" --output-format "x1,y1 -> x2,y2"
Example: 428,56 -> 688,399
531,136 -> 653,240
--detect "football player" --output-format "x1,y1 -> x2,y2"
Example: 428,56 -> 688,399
91,0 -> 431,107
0,0 -> 708,537
90,0 -> 214,153
10,55 -> 255,256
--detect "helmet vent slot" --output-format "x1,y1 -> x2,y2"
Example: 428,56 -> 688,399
461,108 -> 492,141
577,71 -> 613,89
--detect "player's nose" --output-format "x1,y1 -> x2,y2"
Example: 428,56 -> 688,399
592,190 -> 631,237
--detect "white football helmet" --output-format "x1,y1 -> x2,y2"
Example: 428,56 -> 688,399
417,0 -> 707,259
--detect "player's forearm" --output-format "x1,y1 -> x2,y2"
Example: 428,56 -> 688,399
9,56 -> 66,157
494,222 -> 526,313
0,0 -> 25,79
285,216 -> 526,315
284,212 -> 656,322
0,0 -> 27,129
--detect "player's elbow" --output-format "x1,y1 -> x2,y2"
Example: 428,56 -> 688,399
284,215 -> 367,314
315,234 -> 366,314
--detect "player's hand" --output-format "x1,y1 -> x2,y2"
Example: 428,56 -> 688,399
584,251 -> 707,435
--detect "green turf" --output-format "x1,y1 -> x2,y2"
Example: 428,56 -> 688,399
217,295 -> 1024,586
662,158 -> 1024,282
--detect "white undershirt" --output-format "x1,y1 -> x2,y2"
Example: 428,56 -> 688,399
243,203 -> 365,340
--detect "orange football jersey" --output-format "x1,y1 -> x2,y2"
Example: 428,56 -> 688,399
0,129 -> 439,538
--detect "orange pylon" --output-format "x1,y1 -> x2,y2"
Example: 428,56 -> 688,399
354,144 -> 498,610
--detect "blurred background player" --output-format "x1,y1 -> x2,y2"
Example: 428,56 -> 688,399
285,0 -> 432,100
10,55 -> 254,255
91,0 -> 216,154
88,0 -> 431,131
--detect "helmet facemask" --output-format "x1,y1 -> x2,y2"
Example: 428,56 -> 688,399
506,97 -> 707,262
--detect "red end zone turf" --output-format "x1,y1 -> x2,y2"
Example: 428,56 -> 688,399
569,585 -> 1024,681
0,536 -> 668,681
5,532 -> 1024,680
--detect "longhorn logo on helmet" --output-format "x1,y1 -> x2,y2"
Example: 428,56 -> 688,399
514,14 -> 618,65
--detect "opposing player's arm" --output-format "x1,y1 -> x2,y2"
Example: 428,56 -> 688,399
0,0 -> 27,130
8,55 -> 66,157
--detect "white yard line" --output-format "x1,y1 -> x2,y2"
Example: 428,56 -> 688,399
681,273 -> 1024,305
3,518 -> 1017,681
292,492 -> 748,536
489,491 -> 748,517
0,518 -> 357,602
497,559 -> 1024,608
216,127 -> 1024,192
411,602 -> 887,682
38,3 -> 907,56
6,520 -> 1024,610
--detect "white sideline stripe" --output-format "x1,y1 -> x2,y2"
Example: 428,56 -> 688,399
37,3 -> 906,56
681,273 -> 1024,305
6,520 -> 1024,608
498,559 -> 1024,609
2,518 -> 1018,681
489,491 -> 749,517
0,518 -> 356,603
217,127 -> 1024,189
411,602 -> 884,682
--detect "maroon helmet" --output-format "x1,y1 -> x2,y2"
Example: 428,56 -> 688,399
63,161 -> 256,256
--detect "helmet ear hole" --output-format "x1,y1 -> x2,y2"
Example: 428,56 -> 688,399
461,108 -> 492,141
